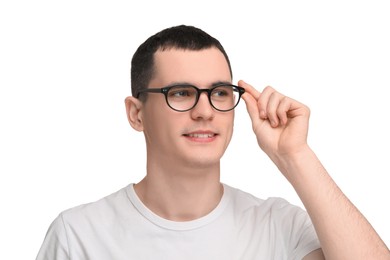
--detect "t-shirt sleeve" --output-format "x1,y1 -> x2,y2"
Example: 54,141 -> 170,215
277,201 -> 321,260
289,210 -> 321,260
36,214 -> 70,260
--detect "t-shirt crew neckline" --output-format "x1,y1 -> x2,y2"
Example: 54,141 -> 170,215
126,183 -> 231,231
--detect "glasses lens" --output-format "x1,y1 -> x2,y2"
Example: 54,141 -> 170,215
167,86 -> 198,111
210,85 -> 240,111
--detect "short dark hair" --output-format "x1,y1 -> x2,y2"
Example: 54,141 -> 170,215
131,25 -> 233,99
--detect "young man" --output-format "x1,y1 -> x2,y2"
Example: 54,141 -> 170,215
36,25 -> 389,259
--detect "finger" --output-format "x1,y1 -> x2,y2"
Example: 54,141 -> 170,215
277,96 -> 310,125
240,81 -> 273,119
259,86 -> 277,120
241,87 -> 260,123
238,80 -> 260,100
276,96 -> 291,126
266,90 -> 284,127
238,80 -> 262,124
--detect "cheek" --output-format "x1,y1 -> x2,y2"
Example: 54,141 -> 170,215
227,123 -> 234,144
221,113 -> 235,144
142,98 -> 169,127
142,108 -> 180,144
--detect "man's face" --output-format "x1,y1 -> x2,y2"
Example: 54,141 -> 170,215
140,47 -> 234,168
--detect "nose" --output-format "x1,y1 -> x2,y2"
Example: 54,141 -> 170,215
190,92 -> 214,120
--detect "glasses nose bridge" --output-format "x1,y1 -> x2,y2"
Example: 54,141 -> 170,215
196,88 -> 213,103
193,87 -> 213,109
197,88 -> 212,97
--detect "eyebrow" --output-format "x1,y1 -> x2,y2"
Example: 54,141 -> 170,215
164,80 -> 233,88
211,80 -> 233,87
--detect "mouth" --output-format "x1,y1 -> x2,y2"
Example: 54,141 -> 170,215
184,133 -> 216,138
182,131 -> 218,142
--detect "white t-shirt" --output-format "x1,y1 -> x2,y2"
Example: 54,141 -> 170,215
36,184 -> 321,260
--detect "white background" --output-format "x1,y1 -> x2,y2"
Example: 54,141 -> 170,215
1,0 -> 389,258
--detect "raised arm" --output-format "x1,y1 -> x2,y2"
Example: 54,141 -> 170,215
239,80 -> 390,259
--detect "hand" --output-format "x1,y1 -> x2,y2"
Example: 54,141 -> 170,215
239,80 -> 311,164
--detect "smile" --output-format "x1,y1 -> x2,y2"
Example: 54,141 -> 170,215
185,133 -> 216,138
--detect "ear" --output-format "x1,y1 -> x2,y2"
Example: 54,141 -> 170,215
125,96 -> 144,131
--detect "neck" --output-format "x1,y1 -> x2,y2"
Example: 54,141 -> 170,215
134,159 -> 223,221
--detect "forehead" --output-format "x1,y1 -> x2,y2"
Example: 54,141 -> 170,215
150,48 -> 231,87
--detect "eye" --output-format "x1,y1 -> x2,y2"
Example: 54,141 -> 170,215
171,90 -> 190,97
168,86 -> 197,98
211,86 -> 233,98
214,89 -> 228,96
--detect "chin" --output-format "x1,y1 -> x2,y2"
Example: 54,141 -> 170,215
183,153 -> 222,169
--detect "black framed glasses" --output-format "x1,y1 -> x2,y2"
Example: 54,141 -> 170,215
136,83 -> 245,112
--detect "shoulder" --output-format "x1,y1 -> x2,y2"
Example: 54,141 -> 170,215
224,184 -> 308,221
36,185 -> 134,260
225,184 -> 294,209
224,184 -> 320,247
59,184 -> 132,225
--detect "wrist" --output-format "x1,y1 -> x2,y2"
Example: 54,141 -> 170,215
274,145 -> 317,183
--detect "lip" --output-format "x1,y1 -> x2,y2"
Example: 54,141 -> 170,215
182,130 -> 218,143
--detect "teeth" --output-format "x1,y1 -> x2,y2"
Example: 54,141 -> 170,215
187,133 -> 214,138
